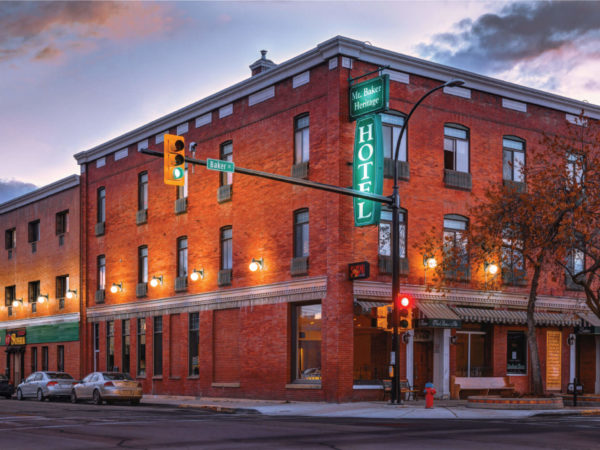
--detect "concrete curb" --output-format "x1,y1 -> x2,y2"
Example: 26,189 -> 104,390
534,409 -> 600,417
177,403 -> 260,414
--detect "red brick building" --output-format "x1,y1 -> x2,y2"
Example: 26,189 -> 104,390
0,176 -> 81,385
72,36 -> 600,401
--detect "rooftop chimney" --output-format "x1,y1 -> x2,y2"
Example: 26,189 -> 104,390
250,50 -> 276,76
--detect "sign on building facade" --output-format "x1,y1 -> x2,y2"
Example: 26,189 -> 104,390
349,75 -> 390,120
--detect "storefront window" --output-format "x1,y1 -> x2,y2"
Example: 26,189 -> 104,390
293,303 -> 321,383
507,331 -> 527,375
455,326 -> 492,377
353,304 -> 392,383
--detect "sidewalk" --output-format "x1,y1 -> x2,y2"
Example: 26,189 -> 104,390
141,395 -> 600,419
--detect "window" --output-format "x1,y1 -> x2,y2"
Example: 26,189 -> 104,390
444,125 -> 469,173
137,318 -> 146,376
502,137 -> 525,182
293,210 -> 309,258
567,152 -> 584,186
28,220 -> 40,243
456,327 -> 492,377
122,319 -> 130,374
220,141 -> 233,186
153,316 -> 163,376
220,227 -> 232,270
292,303 -> 322,383
138,246 -> 148,284
28,281 -> 40,313
97,187 -> 106,223
138,172 -> 148,211
189,313 -> 199,376
177,166 -> 188,200
502,238 -> 525,285
381,113 -> 407,162
5,285 -> 15,307
31,347 -> 37,373
93,323 -> 99,372
378,209 -> 406,259
57,345 -> 64,372
5,228 -> 16,250
566,245 -> 585,290
443,215 -> 469,279
507,331 -> 527,375
294,114 -> 310,164
42,346 -> 48,371
177,237 -> 188,278
56,275 -> 69,309
97,255 -> 106,291
56,210 -> 68,235
107,321 -> 115,372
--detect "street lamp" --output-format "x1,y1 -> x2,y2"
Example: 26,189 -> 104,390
389,79 -> 465,404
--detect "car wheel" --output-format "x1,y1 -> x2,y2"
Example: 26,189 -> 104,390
92,390 -> 102,405
16,389 -> 23,401
36,389 -> 44,402
70,391 -> 78,404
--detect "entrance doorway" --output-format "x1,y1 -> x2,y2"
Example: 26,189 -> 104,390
414,340 -> 433,391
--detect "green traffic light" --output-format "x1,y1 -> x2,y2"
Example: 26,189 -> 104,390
172,167 -> 184,179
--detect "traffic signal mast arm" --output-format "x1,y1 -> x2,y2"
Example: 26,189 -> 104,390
141,148 -> 392,205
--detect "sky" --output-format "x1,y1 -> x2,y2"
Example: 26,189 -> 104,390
1,0 -> 599,202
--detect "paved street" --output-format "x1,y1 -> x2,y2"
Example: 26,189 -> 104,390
1,399 -> 600,449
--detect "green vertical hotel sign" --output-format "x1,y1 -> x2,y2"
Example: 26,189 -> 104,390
353,114 -> 383,226
349,75 -> 389,120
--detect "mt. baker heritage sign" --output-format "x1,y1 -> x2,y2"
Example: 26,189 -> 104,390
349,75 -> 389,120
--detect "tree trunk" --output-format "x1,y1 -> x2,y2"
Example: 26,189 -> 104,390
527,262 -> 544,395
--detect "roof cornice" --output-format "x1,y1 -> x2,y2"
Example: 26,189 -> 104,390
73,36 -> 600,165
0,174 -> 79,214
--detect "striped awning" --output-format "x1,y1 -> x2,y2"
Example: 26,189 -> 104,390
355,300 -> 390,312
452,307 -> 581,326
578,311 -> 600,327
417,302 -> 460,320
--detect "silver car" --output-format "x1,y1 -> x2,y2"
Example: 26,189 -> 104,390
71,372 -> 143,405
16,372 -> 78,401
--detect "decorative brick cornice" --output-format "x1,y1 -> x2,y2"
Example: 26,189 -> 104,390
87,276 -> 327,322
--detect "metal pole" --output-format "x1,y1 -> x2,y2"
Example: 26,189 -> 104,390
390,79 -> 464,404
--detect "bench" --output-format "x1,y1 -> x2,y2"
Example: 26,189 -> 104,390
450,376 -> 515,400
382,379 -> 420,401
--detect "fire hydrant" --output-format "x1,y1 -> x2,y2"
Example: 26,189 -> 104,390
424,382 -> 436,408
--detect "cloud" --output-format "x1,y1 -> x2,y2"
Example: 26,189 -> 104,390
0,179 -> 37,204
0,1 -> 181,64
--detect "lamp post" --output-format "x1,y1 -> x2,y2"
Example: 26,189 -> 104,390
390,79 -> 464,404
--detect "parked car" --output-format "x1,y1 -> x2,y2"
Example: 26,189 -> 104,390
71,372 -> 142,405
16,372 -> 78,401
0,374 -> 14,399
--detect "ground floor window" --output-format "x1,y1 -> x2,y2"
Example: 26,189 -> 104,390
455,325 -> 492,377
292,303 -> 322,383
107,321 -> 115,371
31,347 -> 37,373
137,318 -> 146,376
42,346 -> 48,371
353,304 -> 392,383
57,345 -> 64,372
153,316 -> 163,377
189,313 -> 199,376
122,319 -> 130,374
507,330 -> 527,375
93,323 -> 100,372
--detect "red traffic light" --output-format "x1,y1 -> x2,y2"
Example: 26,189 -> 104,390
400,296 -> 410,308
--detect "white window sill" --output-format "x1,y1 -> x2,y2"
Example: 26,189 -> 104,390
285,383 -> 321,390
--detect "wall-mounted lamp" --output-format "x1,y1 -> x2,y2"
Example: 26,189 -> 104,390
567,333 -> 576,346
150,275 -> 163,288
66,289 -> 77,299
110,282 -> 123,294
423,256 -> 437,269
37,294 -> 49,304
450,335 -> 458,345
190,268 -> 204,281
249,257 -> 264,272
484,262 -> 499,275
402,332 -> 411,344
12,298 -> 23,308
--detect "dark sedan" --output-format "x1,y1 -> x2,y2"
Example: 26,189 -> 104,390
0,374 -> 14,399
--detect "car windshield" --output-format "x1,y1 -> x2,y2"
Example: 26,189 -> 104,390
47,373 -> 74,380
103,373 -> 133,381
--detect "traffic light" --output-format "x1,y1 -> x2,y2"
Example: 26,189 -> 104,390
164,134 -> 185,186
397,294 -> 413,329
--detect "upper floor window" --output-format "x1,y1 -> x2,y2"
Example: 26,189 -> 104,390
567,152 -> 584,186
220,227 -> 232,270
444,125 -> 469,173
502,233 -> 525,285
294,114 -> 310,164
5,285 -> 15,307
138,172 -> 148,211
97,187 -> 106,223
220,141 -> 233,186
177,237 -> 188,278
28,220 -> 40,243
294,209 -> 309,258
56,275 -> 69,301
177,165 -> 188,200
138,246 -> 148,284
502,137 -> 525,182
5,228 -> 15,250
443,214 -> 469,278
381,113 -> 406,162
378,209 -> 407,258
28,280 -> 40,313
97,255 -> 106,291
56,210 -> 68,235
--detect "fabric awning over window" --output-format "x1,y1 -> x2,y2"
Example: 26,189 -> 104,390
578,311 -> 600,327
452,307 -> 581,327
354,300 -> 390,312
417,302 -> 461,320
